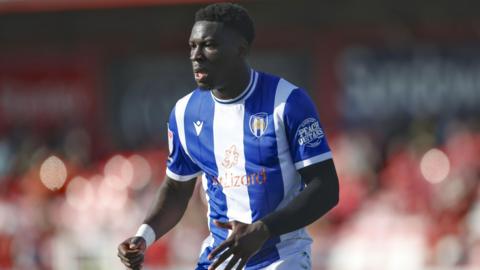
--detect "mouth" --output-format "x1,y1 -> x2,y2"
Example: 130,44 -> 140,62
194,71 -> 208,81
193,67 -> 209,82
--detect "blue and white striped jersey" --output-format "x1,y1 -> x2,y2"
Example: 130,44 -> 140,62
166,69 -> 332,269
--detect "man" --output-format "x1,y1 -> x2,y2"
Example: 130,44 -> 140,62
118,3 -> 339,270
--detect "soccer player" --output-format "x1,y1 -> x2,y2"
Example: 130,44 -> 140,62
117,3 -> 339,270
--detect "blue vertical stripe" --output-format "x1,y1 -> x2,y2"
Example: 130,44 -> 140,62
172,71 -> 317,269
243,73 -> 285,219
185,90 -> 229,269
243,73 -> 282,267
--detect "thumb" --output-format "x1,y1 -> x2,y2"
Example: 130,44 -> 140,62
213,220 -> 233,230
128,237 -> 145,249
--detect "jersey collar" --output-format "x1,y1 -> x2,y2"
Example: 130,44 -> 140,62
211,69 -> 258,104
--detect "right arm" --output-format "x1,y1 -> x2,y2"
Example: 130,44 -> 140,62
144,175 -> 197,239
118,103 -> 201,269
117,175 -> 196,270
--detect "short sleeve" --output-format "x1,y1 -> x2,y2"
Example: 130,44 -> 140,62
284,89 -> 332,170
166,107 -> 202,181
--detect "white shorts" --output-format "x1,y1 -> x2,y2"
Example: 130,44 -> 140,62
263,249 -> 311,270
215,248 -> 311,270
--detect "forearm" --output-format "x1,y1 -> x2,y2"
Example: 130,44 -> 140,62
143,178 -> 195,240
261,161 -> 339,236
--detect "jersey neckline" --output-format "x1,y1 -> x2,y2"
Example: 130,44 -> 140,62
210,69 -> 258,104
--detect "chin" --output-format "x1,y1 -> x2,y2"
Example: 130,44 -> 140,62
196,81 -> 214,91
197,85 -> 210,91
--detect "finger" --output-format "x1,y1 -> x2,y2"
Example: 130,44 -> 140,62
118,255 -> 143,269
236,258 -> 247,270
123,262 -> 142,270
209,249 -> 233,270
208,239 -> 232,260
118,249 -> 143,261
129,237 -> 144,249
224,254 -> 241,270
119,258 -> 143,269
214,220 -> 233,230
125,265 -> 142,270
118,246 -> 143,256
129,254 -> 144,265
118,241 -> 143,258
121,260 -> 142,270
118,240 -> 145,260
118,241 -> 132,255
120,253 -> 144,267
126,262 -> 143,270
122,261 -> 142,270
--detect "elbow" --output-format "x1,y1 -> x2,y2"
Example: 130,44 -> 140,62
312,177 -> 339,212
331,188 -> 339,208
328,178 -> 340,209
328,188 -> 339,211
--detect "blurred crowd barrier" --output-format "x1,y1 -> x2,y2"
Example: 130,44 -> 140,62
1,2 -> 480,269
0,118 -> 478,270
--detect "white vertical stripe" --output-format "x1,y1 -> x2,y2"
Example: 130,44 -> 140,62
201,174 -> 211,231
273,79 -> 302,209
198,174 -> 216,258
273,79 -> 312,258
175,92 -> 194,160
213,102 -> 252,224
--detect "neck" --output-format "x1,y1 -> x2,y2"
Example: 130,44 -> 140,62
212,64 -> 251,100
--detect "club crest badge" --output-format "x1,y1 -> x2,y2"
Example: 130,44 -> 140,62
249,112 -> 268,138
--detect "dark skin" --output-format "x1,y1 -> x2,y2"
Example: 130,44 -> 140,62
206,160 -> 339,270
117,176 -> 195,270
190,21 -> 251,99
117,20 -> 339,270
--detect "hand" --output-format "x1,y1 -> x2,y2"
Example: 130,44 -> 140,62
208,220 -> 270,270
117,236 -> 147,270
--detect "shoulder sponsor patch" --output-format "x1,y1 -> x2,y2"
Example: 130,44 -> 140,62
296,117 -> 324,147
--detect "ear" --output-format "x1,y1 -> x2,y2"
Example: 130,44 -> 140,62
238,39 -> 250,58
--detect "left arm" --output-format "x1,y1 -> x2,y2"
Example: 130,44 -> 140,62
208,159 -> 339,270
208,87 -> 339,270
261,158 -> 339,236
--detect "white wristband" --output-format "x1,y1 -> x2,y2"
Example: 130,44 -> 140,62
135,224 -> 156,247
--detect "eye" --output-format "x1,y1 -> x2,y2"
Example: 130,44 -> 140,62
204,41 -> 216,49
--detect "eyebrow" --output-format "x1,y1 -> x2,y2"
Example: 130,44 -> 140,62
189,37 -> 216,43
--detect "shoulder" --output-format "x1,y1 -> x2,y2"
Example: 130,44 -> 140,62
172,88 -> 206,112
256,71 -> 303,104
175,90 -> 195,107
256,70 -> 283,87
256,70 -> 298,87
250,70 -> 297,100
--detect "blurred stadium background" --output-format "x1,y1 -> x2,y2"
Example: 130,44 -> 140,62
0,0 -> 479,269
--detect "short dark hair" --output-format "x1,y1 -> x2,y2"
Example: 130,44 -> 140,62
195,3 -> 255,45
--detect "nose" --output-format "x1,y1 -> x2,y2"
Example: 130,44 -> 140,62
190,46 -> 203,61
